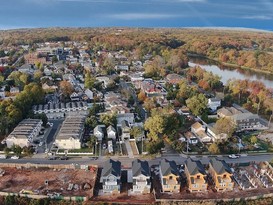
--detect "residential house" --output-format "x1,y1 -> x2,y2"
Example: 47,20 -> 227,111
231,113 -> 268,132
191,122 -> 211,143
184,131 -> 199,145
10,87 -> 20,94
94,125 -> 105,141
209,159 -> 234,191
120,120 -> 130,141
177,106 -> 190,116
84,89 -> 94,100
166,74 -> 183,85
217,106 -> 268,131
206,123 -> 228,142
70,92 -> 81,101
184,158 -> 207,192
0,89 -> 5,99
100,159 -> 121,194
5,119 -> 42,148
54,116 -> 85,149
107,125 -> 116,140
159,159 -> 180,192
117,113 -> 135,126
96,76 -> 110,88
131,159 -> 151,194
115,65 -> 129,71
207,98 -> 221,111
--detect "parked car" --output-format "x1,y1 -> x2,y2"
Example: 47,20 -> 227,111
228,154 -> 240,159
60,156 -> 68,160
0,155 -> 7,159
11,156 -> 20,159
39,141 -> 44,147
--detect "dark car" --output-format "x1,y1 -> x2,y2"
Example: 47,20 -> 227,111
60,156 -> 68,160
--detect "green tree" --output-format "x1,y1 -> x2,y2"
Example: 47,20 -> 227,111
186,93 -> 208,116
130,126 -> 143,139
85,116 -> 98,129
100,113 -> 117,127
87,135 -> 97,149
250,136 -> 258,145
144,114 -> 165,141
84,71 -> 96,89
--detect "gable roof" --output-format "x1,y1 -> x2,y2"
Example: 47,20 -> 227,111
185,158 -> 206,175
209,158 -> 232,175
101,159 -> 121,177
107,125 -> 116,133
132,159 -> 150,177
160,159 -> 179,176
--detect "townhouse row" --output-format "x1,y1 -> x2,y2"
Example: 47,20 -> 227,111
100,158 -> 234,195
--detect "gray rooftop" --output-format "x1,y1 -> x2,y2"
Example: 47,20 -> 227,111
132,159 -> 150,177
101,159 -> 121,177
209,158 -> 232,175
160,159 -> 179,176
185,158 -> 206,175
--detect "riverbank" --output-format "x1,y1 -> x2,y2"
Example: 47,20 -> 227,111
187,53 -> 273,76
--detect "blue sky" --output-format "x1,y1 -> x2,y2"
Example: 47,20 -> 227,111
0,0 -> 273,30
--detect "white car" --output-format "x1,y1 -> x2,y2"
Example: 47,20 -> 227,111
11,156 -> 19,159
0,155 -> 7,159
228,154 -> 240,159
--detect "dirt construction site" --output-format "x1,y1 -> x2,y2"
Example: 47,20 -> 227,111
0,165 -> 97,198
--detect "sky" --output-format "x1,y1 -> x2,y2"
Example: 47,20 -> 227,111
0,0 -> 273,31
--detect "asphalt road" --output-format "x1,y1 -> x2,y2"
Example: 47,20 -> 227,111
1,153 -> 273,168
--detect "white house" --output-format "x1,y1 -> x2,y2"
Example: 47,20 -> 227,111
107,125 -> 116,140
94,125 -> 105,141
208,98 -> 221,111
131,159 -> 151,194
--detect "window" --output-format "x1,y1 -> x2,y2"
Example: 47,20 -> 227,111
223,174 -> 226,178
169,176 -> 173,180
197,175 -> 200,179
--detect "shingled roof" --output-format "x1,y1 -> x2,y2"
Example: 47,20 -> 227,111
209,158 -> 232,175
160,159 -> 179,176
185,158 -> 206,175
132,159 -> 150,177
101,159 -> 121,177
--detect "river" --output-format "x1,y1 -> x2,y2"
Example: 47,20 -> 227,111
188,57 -> 273,88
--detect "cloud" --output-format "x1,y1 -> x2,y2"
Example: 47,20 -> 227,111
242,15 -> 273,20
109,13 -> 180,20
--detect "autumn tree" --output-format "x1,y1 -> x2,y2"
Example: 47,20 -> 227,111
208,142 -> 220,154
214,117 -> 236,137
59,80 -> 74,98
138,91 -> 146,103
